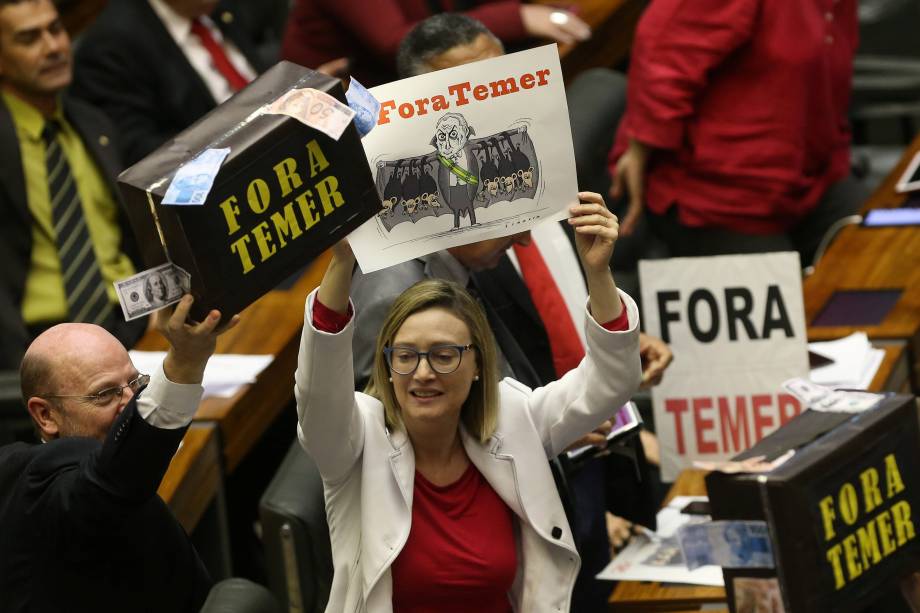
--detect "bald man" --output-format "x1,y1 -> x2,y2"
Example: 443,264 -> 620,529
0,296 -> 237,612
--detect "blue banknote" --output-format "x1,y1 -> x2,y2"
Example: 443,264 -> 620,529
162,147 -> 231,206
346,77 -> 381,137
678,521 -> 775,570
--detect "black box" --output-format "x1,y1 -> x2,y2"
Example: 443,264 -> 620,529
118,61 -> 380,321
706,395 -> 920,612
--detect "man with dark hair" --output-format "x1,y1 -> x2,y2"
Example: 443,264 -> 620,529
395,11 -> 502,78
0,0 -> 146,371
71,0 -> 267,165
0,296 -> 237,612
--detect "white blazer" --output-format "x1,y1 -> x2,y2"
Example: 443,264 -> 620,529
295,288 -> 642,613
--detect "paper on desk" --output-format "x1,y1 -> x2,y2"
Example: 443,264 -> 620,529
809,332 -> 885,390
596,496 -> 724,587
129,351 -> 273,398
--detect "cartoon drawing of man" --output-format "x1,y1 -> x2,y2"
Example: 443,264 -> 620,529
432,113 -> 480,229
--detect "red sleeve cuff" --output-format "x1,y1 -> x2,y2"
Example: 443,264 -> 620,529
600,299 -> 629,331
313,297 -> 353,333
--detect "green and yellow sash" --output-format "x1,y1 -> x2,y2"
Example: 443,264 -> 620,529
437,154 -> 479,185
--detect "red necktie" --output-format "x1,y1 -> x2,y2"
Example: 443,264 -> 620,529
513,243 -> 585,378
190,18 -> 249,92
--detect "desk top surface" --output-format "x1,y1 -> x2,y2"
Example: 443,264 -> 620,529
805,134 -> 920,343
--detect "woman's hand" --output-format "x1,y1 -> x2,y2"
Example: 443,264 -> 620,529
569,192 -> 622,323
317,239 -> 355,316
568,191 -> 619,275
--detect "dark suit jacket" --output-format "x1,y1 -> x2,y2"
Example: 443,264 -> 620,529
0,95 -> 145,370
0,397 -> 211,612
71,0 -> 267,166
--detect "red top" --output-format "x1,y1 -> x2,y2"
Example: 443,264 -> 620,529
391,464 -> 516,613
609,0 -> 857,234
281,0 -> 526,85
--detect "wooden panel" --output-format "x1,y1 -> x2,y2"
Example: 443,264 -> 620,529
804,133 -> 920,389
158,422 -> 220,533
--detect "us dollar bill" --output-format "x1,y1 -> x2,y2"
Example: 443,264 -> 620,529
114,263 -> 190,321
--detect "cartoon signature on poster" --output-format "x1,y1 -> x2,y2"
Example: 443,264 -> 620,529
373,112 -> 540,232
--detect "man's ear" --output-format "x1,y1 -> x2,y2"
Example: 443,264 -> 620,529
26,397 -> 61,441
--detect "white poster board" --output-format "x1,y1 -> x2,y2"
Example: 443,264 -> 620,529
639,253 -> 810,481
348,45 -> 577,273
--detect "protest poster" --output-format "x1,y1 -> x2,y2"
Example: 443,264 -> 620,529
348,44 -> 578,273
639,253 -> 809,481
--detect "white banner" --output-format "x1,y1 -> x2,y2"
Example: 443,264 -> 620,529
639,253 -> 809,480
348,45 -> 577,273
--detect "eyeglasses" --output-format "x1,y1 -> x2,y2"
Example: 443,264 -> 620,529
40,374 -> 150,407
383,345 -> 474,375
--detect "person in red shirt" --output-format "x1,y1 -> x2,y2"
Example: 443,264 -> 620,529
297,194 -> 642,612
609,0 -> 868,266
280,0 -> 590,85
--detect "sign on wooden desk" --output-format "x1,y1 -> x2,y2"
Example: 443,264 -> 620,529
639,253 -> 809,480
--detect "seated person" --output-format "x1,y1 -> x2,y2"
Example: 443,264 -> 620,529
0,0 -> 145,370
609,0 -> 867,266
72,0 -> 267,165
281,0 -> 590,85
0,295 -> 238,611
296,194 -> 641,611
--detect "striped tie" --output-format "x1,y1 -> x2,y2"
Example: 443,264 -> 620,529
43,121 -> 113,325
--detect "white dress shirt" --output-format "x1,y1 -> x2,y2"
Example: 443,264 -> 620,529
137,361 -> 204,429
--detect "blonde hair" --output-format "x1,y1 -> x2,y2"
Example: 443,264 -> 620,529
364,279 -> 500,443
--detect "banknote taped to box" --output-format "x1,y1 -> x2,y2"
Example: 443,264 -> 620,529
118,61 -> 380,321
704,395 -> 920,613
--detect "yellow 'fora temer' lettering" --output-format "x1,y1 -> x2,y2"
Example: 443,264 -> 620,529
821,453 -> 915,590
222,139 -> 345,274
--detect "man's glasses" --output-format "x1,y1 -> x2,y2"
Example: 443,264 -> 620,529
383,345 -> 474,375
40,374 -> 150,407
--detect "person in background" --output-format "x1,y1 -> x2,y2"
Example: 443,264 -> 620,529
609,0 -> 867,267
0,0 -> 145,371
71,0 -> 267,165
297,193 -> 640,612
281,0 -> 590,86
0,295 -> 238,612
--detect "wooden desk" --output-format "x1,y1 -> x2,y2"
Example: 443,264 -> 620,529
159,421 -> 232,578
531,0 -> 646,78
609,470 -> 729,613
137,251 -> 330,474
159,422 -> 222,533
804,134 -> 920,390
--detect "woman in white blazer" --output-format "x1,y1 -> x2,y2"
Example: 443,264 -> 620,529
295,192 -> 642,612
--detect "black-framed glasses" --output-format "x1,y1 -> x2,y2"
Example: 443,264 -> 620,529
383,345 -> 474,375
40,374 -> 150,407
